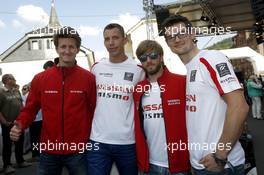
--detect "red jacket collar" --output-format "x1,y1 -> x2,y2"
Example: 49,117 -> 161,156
141,66 -> 170,85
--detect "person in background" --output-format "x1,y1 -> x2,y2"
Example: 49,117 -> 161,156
247,74 -> 263,119
0,68 -> 3,88
43,60 -> 54,70
21,83 -> 32,155
0,74 -> 31,174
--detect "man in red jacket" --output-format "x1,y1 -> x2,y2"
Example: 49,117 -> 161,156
10,26 -> 96,175
133,40 -> 190,175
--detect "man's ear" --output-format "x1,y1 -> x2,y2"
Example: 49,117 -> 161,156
190,28 -> 197,42
160,54 -> 164,62
123,36 -> 128,45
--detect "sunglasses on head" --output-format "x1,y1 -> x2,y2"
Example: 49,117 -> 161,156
139,52 -> 159,62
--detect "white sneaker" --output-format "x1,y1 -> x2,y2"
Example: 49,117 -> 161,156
17,161 -> 32,168
4,165 -> 15,174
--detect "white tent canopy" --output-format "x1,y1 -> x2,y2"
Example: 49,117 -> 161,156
220,47 -> 264,74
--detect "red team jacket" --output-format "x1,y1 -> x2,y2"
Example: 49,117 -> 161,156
16,62 -> 96,154
133,67 -> 190,173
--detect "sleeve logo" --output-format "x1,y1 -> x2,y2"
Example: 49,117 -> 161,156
124,72 -> 134,81
216,63 -> 231,77
190,70 -> 197,82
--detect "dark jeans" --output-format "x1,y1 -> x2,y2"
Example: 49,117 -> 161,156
1,124 -> 25,168
193,164 -> 244,175
29,120 -> 42,157
38,152 -> 87,175
140,163 -> 191,175
86,140 -> 138,175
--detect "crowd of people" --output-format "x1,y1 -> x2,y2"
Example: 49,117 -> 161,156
0,14 -> 252,175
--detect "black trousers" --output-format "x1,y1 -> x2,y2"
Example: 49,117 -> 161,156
1,124 -> 25,168
29,120 -> 42,157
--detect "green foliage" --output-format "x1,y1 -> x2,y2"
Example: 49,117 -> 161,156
206,38 -> 233,50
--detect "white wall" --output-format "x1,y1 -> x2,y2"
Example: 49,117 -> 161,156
0,53 -> 91,89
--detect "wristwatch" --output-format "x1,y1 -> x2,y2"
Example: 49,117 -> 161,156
212,153 -> 227,167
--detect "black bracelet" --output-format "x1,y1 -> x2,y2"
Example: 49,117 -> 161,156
212,153 -> 227,167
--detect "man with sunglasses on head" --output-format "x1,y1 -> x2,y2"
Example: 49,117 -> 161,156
87,23 -> 145,175
162,15 -> 248,175
133,40 -> 190,175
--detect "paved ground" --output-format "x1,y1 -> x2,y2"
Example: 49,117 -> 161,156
246,115 -> 263,175
0,160 -> 119,175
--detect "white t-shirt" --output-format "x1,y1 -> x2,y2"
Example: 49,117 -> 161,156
142,82 -> 168,168
90,57 -> 145,144
185,50 -> 245,169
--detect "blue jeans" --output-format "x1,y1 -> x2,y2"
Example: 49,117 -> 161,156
140,164 -> 191,175
86,140 -> 138,175
193,164 -> 244,175
38,152 -> 87,175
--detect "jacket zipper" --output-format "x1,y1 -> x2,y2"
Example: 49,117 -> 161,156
157,81 -> 170,171
139,93 -> 146,139
61,68 -> 65,151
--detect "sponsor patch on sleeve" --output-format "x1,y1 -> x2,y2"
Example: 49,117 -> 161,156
124,72 -> 134,81
216,63 -> 231,77
190,70 -> 197,82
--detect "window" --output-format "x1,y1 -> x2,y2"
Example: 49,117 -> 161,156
32,41 -> 38,50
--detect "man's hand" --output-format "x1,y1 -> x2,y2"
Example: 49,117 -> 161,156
10,123 -> 22,141
3,121 -> 12,127
199,153 -> 225,172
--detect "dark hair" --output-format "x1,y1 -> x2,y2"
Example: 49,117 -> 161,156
43,60 -> 55,70
22,84 -> 30,91
162,15 -> 193,34
136,40 -> 164,58
2,74 -> 13,84
103,23 -> 125,37
53,26 -> 81,49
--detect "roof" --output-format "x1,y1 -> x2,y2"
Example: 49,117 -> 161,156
156,0 -> 256,33
48,0 -> 61,28
220,46 -> 264,74
0,1 -> 93,62
27,0 -> 61,35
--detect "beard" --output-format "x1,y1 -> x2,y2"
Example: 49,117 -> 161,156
145,63 -> 162,76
